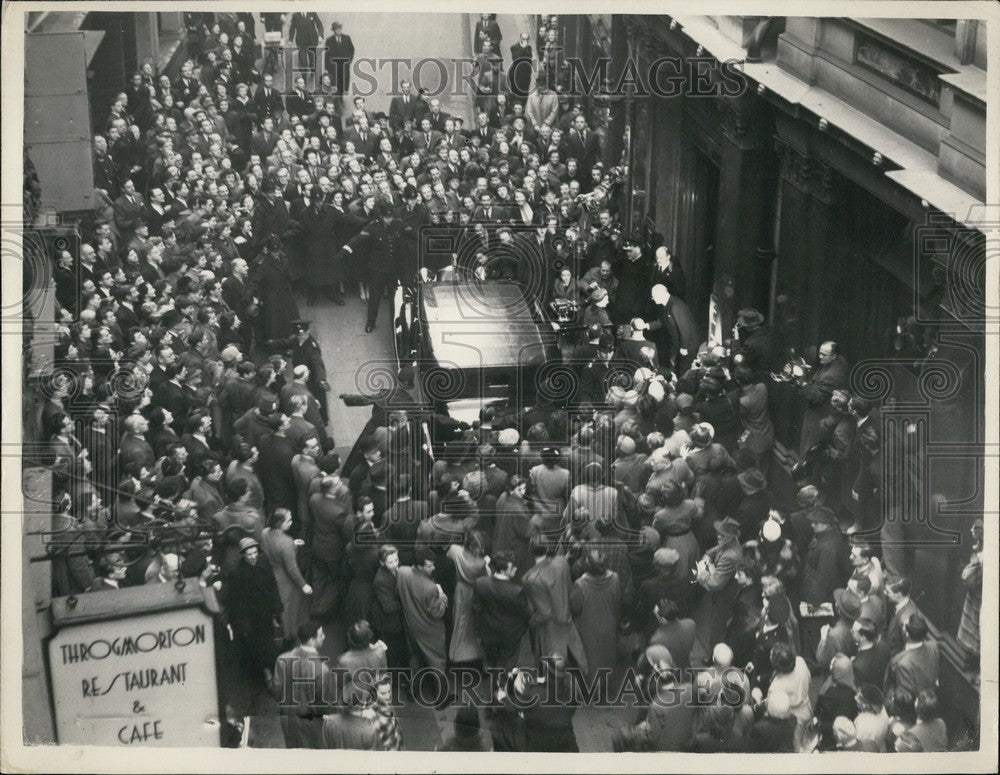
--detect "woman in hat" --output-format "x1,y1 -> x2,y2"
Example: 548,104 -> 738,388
219,536 -> 283,688
646,447 -> 694,495
650,480 -> 702,586
261,507 -> 312,643
246,232 -> 300,340
743,516 -> 800,593
684,422 -> 736,479
579,285 -> 612,344
732,365 -> 774,475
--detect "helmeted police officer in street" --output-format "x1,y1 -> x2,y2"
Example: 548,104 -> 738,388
268,319 -> 331,424
339,203 -> 412,333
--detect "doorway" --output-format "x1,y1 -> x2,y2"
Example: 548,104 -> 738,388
686,149 -> 720,332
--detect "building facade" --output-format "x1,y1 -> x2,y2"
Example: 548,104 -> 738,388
579,14 -> 987,745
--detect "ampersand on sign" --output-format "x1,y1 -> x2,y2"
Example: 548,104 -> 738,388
132,700 -> 145,714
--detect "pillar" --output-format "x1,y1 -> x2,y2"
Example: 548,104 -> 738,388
133,13 -> 158,71
712,94 -> 776,333
604,15 -> 628,168
773,134 -> 837,355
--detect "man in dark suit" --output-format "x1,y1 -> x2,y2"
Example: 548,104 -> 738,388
253,74 -> 285,124
473,13 -> 502,54
646,282 -> 699,371
343,118 -> 377,159
113,285 -> 141,335
251,116 -> 280,159
472,192 -> 506,226
372,137 -> 399,170
410,117 -> 442,153
851,617 -> 892,688
288,12 -> 324,78
467,110 -> 493,146
155,365 -> 193,433
324,22 -> 355,96
388,80 -> 420,132
425,99 -> 449,133
93,135 -> 121,199
398,185 -> 431,284
251,177 -> 292,254
284,169 -> 313,204
172,61 -> 199,106
800,507 -> 851,607
145,186 -> 173,237
472,551 -> 529,672
339,204 -> 411,332
285,76 -> 313,120
884,575 -> 919,654
113,179 -> 146,244
884,614 -> 939,700
564,114 -> 602,170
798,341 -> 851,454
438,119 -> 465,152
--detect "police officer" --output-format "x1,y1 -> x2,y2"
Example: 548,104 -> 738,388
268,319 -> 331,424
339,203 -> 412,333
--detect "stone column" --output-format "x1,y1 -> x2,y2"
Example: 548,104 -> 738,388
158,12 -> 183,37
133,13 -> 158,70
604,15 -> 629,168
712,94 -> 776,333
773,134 -> 837,356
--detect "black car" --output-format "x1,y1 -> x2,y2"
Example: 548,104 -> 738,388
392,275 -> 561,424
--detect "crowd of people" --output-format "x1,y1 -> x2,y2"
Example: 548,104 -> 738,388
35,11 -> 975,753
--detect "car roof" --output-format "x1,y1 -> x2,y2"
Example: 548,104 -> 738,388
419,280 -> 556,369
